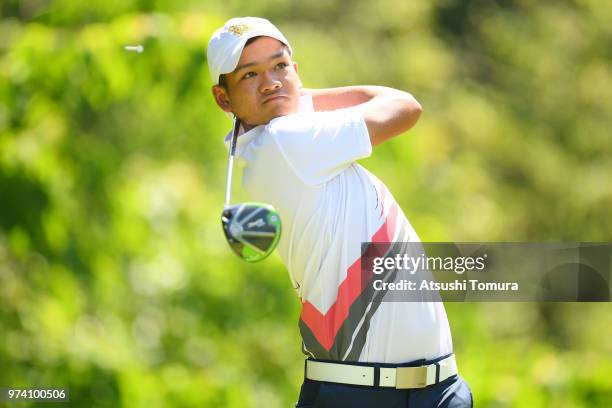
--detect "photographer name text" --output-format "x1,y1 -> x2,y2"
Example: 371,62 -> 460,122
373,279 -> 519,292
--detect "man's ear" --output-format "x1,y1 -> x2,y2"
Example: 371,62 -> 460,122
212,85 -> 232,112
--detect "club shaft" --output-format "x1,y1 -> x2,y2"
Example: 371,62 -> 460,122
224,117 -> 240,209
224,155 -> 234,209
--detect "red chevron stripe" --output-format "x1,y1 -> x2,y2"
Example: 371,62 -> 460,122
300,200 -> 400,351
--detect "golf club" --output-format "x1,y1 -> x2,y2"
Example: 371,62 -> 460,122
221,116 -> 282,262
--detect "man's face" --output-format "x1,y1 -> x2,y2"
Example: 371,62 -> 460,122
212,37 -> 301,126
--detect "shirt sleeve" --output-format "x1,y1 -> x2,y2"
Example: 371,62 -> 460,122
268,108 -> 372,186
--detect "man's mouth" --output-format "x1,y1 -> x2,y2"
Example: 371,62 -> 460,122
262,94 -> 286,104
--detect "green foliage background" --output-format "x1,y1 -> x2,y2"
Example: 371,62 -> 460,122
1,0 -> 611,406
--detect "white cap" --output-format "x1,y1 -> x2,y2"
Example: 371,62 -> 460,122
207,17 -> 293,85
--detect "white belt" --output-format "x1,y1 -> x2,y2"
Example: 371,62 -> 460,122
305,354 -> 458,389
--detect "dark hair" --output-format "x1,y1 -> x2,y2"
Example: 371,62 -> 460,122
217,36 -> 290,89
218,73 -> 229,89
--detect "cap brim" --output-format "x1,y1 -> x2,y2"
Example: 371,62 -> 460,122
218,29 -> 292,77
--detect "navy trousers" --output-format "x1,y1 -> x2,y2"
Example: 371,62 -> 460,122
295,357 -> 473,408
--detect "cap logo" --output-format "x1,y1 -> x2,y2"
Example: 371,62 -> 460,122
227,23 -> 252,37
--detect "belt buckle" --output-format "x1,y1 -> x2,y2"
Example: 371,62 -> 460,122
395,364 -> 436,389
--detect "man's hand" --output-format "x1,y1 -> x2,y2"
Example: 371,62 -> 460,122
303,86 -> 422,146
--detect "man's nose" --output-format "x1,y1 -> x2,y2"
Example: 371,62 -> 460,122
260,72 -> 282,93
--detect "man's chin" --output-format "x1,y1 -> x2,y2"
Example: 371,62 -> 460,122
243,107 -> 299,126
269,105 -> 299,120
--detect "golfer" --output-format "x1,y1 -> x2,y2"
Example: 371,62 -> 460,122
208,17 -> 473,407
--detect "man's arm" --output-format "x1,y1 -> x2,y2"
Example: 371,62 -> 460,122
303,86 -> 422,146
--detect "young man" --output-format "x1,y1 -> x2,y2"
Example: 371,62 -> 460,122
208,17 -> 473,407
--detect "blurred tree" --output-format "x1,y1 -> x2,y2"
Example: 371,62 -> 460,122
0,1 -> 611,407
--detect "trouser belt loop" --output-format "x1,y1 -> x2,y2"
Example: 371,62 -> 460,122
373,365 -> 380,387
435,361 -> 440,383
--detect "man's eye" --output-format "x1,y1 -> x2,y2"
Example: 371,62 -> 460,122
243,71 -> 256,79
275,62 -> 288,69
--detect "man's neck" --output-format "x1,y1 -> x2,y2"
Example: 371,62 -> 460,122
241,122 -> 256,132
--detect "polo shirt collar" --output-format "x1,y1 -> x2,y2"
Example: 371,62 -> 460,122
223,122 -> 262,156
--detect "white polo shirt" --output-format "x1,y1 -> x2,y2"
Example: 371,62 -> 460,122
226,96 -> 453,363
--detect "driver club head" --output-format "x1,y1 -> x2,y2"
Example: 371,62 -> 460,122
221,202 -> 282,262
